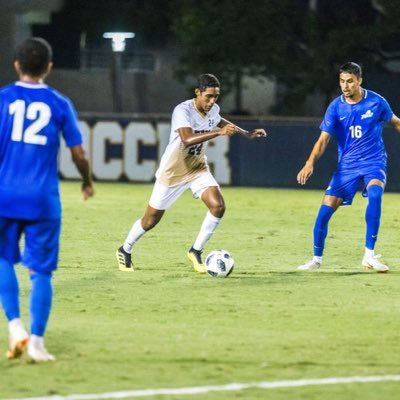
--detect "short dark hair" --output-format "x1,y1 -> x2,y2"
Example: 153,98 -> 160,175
197,73 -> 220,91
14,37 -> 52,76
339,62 -> 362,78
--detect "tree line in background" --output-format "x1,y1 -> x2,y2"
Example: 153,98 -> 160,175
54,0 -> 400,115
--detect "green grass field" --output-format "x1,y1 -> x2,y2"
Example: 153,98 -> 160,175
1,182 -> 400,400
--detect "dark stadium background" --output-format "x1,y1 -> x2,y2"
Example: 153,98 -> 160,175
1,0 -> 400,190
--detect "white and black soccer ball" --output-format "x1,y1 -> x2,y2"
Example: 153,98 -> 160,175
205,250 -> 234,277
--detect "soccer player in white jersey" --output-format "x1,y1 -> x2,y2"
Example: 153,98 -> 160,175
116,73 -> 266,273
296,62 -> 400,272
0,38 -> 94,361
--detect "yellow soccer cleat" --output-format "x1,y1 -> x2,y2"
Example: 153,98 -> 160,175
187,247 -> 206,274
116,246 -> 134,272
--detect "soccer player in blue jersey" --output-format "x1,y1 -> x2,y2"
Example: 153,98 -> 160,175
0,38 -> 94,361
296,62 -> 400,272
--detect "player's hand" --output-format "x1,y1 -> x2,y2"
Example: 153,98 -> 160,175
81,183 -> 95,200
246,128 -> 267,139
220,124 -> 236,137
297,163 -> 313,185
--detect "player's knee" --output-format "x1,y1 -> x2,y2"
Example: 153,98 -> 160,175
141,220 -> 155,231
30,270 -> 53,280
141,216 -> 159,231
367,185 -> 383,202
209,202 -> 225,218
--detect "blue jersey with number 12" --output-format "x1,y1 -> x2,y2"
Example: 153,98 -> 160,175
0,82 -> 83,220
320,89 -> 393,169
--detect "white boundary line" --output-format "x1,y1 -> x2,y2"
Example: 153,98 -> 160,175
6,375 -> 400,400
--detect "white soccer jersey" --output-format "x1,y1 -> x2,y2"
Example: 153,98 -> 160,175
156,99 -> 222,186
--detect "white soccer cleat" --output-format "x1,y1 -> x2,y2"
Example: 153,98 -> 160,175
362,254 -> 389,273
27,336 -> 56,362
6,320 -> 29,359
297,259 -> 321,271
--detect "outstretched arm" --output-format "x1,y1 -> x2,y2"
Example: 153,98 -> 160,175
297,131 -> 331,185
219,117 -> 267,139
70,145 -> 95,200
178,123 -> 237,147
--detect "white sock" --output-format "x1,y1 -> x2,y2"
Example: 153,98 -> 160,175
123,219 -> 146,253
365,248 -> 375,258
29,334 -> 44,347
193,211 -> 221,251
8,318 -> 24,332
313,256 -> 322,264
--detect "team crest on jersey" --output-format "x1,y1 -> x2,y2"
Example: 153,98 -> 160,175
361,110 -> 373,120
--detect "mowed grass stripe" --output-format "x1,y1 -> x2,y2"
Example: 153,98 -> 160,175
7,375 -> 400,400
1,183 -> 400,400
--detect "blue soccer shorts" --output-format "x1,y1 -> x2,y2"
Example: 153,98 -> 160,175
0,217 -> 61,274
325,165 -> 386,206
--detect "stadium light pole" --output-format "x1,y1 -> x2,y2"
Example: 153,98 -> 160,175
103,32 -> 135,112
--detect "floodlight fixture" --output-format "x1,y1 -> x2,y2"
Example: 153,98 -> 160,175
103,32 -> 135,52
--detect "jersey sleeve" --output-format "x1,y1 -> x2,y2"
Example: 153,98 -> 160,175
319,101 -> 337,135
379,96 -> 394,123
213,104 -> 222,127
171,103 -> 192,132
61,97 -> 83,147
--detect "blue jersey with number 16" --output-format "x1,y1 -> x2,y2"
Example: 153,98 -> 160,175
0,82 -> 83,220
320,89 -> 393,169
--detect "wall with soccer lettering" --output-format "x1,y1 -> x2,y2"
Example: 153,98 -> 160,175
59,118 -> 231,184
59,116 -> 400,192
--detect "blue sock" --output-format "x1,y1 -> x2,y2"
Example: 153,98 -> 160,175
365,185 -> 383,250
313,205 -> 335,257
0,259 -> 20,321
30,272 -> 53,337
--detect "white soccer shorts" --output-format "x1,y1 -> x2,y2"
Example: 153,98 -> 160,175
149,172 -> 219,210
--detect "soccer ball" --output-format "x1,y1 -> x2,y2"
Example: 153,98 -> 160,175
205,250 -> 234,277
